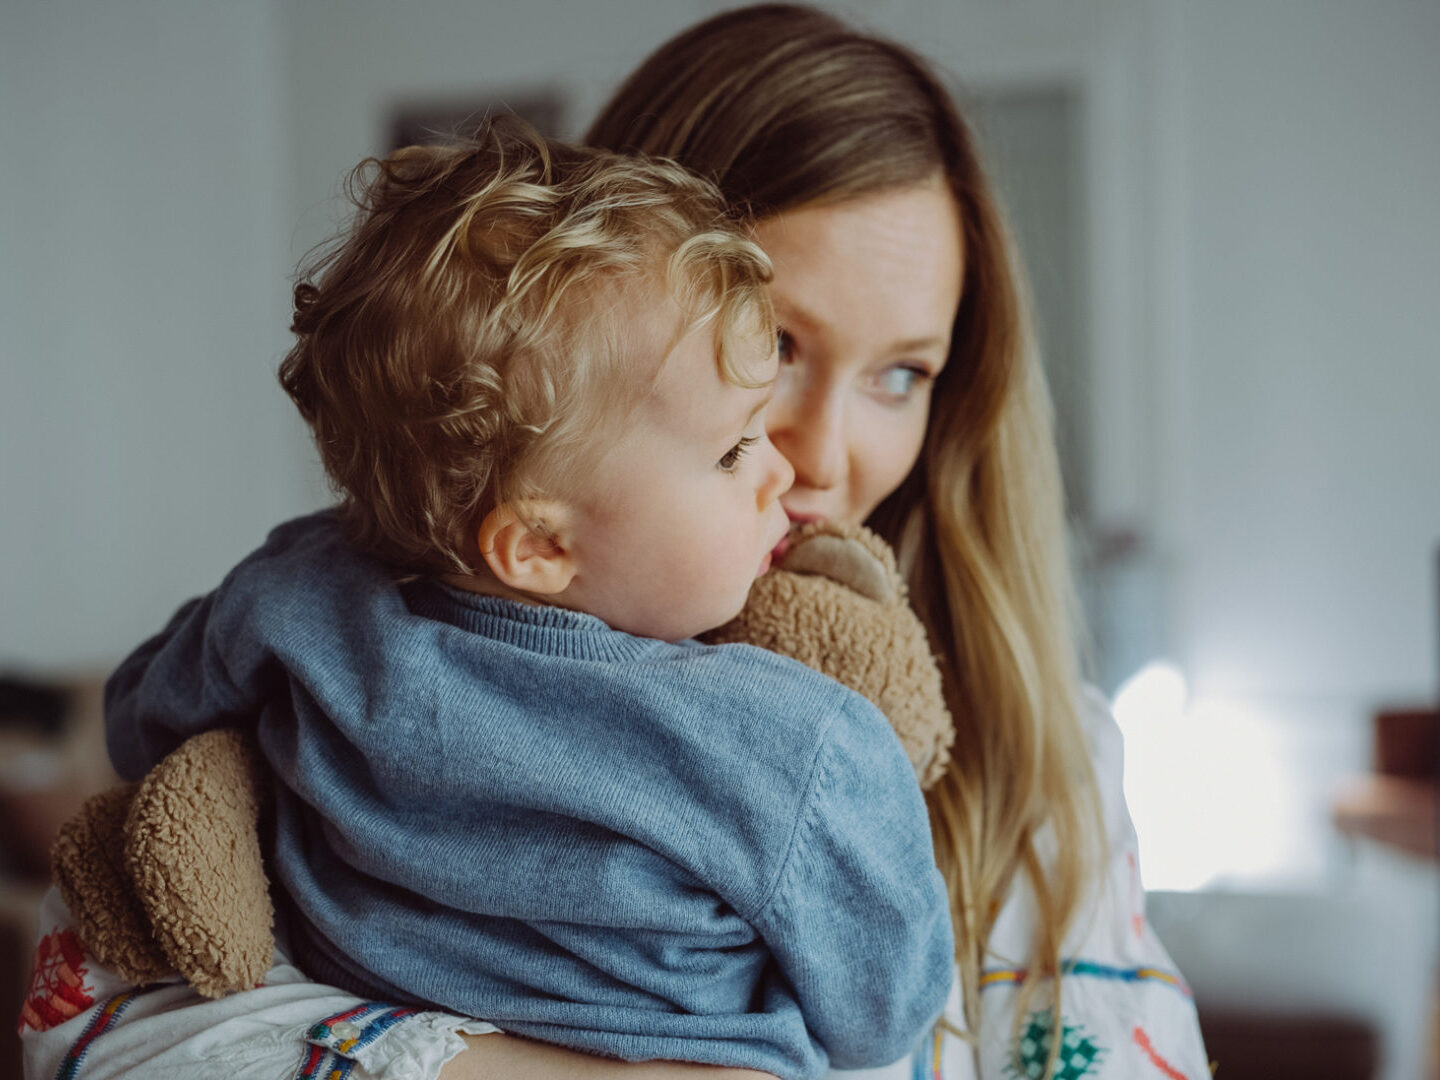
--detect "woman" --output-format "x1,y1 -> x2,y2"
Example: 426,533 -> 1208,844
21,6 -> 1207,1079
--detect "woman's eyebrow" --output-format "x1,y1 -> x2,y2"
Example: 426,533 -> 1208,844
774,299 -> 946,356
887,335 -> 948,356
772,296 -> 823,334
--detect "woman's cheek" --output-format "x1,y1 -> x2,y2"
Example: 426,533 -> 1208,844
852,396 -> 927,515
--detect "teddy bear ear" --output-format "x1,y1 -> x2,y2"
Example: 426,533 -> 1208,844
125,728 -> 275,998
51,783 -> 175,984
781,531 -> 898,604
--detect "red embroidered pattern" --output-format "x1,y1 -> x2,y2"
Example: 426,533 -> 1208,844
17,929 -> 95,1034
1133,1025 -> 1190,1080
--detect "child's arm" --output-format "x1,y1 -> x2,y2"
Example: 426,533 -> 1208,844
104,591 -> 238,779
105,512 -> 361,780
749,695 -> 954,1071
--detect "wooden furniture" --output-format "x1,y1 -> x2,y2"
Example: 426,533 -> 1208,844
1332,708 -> 1439,862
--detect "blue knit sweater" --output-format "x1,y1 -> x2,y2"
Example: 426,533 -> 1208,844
105,514 -> 953,1078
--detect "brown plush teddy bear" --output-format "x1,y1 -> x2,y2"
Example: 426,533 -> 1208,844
51,522 -> 952,998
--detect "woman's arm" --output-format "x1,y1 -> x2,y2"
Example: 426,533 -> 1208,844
440,1034 -> 778,1079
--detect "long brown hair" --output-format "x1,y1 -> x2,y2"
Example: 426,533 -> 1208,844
588,3 -> 1102,1052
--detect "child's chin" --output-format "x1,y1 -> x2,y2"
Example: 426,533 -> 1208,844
704,595 -> 751,636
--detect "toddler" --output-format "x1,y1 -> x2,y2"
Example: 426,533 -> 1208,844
104,120 -> 952,1079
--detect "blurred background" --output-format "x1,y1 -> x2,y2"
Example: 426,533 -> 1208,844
1,0 -> 1437,1076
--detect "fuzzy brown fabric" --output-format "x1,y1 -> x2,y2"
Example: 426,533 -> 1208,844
702,522 -> 954,788
124,727 -> 275,998
51,782 -> 174,983
55,524 -> 954,995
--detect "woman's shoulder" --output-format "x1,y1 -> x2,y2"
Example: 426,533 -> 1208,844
1072,683 -> 1144,862
1077,683 -> 1125,786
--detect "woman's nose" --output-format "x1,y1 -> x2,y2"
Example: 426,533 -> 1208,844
767,379 -> 846,492
758,441 -> 795,505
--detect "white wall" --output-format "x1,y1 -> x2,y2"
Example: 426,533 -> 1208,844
1129,0 -> 1440,888
0,0 -> 313,670
281,0 -> 725,261
1166,0 -> 1440,708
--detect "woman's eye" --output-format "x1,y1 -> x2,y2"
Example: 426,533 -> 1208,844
874,365 -> 930,401
718,436 -> 758,474
776,328 -> 795,363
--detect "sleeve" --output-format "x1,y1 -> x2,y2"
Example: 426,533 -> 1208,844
104,513 -> 341,781
751,697 -> 954,1071
968,688 -> 1211,1079
104,591 -> 246,780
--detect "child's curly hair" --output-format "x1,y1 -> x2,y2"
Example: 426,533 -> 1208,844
280,117 -> 773,576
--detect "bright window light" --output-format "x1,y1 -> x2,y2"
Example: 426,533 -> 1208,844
1112,662 -> 1308,891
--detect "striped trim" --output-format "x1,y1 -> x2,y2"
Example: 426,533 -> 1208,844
910,1022 -> 946,1079
928,1023 -> 945,1078
294,1042 -> 355,1080
54,988 -> 150,1080
980,959 -> 1193,999
307,1001 -> 418,1054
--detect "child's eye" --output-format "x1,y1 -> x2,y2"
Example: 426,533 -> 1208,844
718,436 -> 758,474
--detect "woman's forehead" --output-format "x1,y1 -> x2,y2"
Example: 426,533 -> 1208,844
756,180 -> 963,350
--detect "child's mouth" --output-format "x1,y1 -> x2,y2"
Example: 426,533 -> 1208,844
770,513 -> 822,566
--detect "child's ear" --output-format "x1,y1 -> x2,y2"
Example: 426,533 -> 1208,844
476,502 -> 576,596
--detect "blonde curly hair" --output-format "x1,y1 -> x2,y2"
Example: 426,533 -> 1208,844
280,118 -> 772,576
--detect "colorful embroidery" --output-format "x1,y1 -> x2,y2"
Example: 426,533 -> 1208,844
294,1002 -> 421,1077
1004,1011 -> 1106,1080
53,989 -> 147,1080
307,1002 -> 418,1054
1132,1025 -> 1191,1080
911,1022 -> 945,1079
18,929 -> 94,1034
294,1042 -> 355,1080
981,958 -> 1193,999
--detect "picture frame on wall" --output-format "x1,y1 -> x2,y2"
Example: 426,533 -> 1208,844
388,90 -> 565,151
